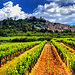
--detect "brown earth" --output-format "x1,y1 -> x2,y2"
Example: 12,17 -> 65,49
30,43 -> 72,75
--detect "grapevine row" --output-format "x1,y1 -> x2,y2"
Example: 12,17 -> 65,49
0,41 -> 41,67
51,39 -> 75,72
53,38 -> 75,48
6,40 -> 47,75
0,36 -> 51,42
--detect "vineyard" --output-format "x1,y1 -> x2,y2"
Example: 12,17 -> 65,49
0,37 -> 75,75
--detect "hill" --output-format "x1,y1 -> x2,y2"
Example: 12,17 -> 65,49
0,16 -> 75,32
0,16 -> 75,36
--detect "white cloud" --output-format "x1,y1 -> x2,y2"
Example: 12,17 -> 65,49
3,1 -> 13,7
0,1 -> 31,20
47,0 -> 75,3
59,0 -> 75,4
1,1 -> 75,25
32,2 -> 75,24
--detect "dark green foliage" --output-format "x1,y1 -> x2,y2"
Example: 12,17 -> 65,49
0,36 -> 52,42
0,17 -> 75,37
61,29 -> 72,33
0,17 -> 46,32
0,29 -> 8,37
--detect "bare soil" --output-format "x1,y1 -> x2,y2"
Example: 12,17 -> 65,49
30,43 -> 72,75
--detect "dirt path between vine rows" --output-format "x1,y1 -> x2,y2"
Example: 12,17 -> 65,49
30,43 -> 72,75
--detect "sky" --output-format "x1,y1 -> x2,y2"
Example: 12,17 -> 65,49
0,0 -> 75,25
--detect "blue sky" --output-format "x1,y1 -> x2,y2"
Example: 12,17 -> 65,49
0,0 -> 50,13
0,0 -> 75,25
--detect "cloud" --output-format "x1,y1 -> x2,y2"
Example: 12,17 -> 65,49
59,0 -> 75,3
0,1 -> 31,20
32,2 -> 75,24
1,1 -> 75,25
47,0 -> 60,1
47,0 -> 75,3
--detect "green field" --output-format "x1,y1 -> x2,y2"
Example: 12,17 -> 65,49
0,36 -> 75,75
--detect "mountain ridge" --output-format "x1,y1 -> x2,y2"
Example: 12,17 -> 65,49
0,16 -> 75,32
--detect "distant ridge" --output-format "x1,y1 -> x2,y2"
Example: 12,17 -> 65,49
0,16 -> 75,32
